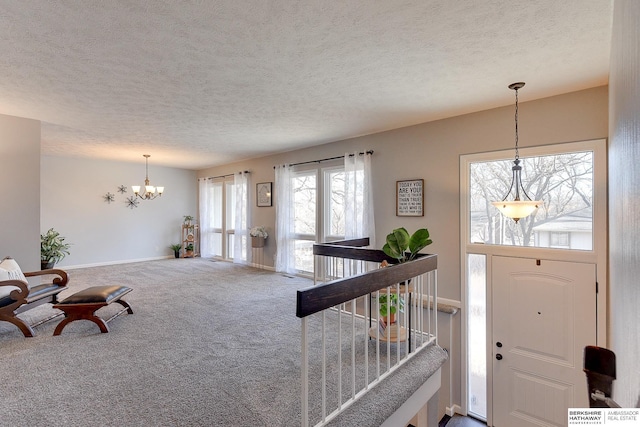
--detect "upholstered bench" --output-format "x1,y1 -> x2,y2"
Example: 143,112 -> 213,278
53,285 -> 133,335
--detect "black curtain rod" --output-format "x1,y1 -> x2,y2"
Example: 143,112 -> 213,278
273,150 -> 374,169
203,171 -> 250,180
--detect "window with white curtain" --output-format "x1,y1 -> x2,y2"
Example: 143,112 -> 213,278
199,173 -> 248,262
199,178 -> 224,258
276,165 -> 339,275
233,171 -> 249,264
292,169 -> 318,274
325,168 -> 345,239
275,152 -> 374,276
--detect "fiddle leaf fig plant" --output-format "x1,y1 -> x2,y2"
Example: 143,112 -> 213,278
382,227 -> 432,263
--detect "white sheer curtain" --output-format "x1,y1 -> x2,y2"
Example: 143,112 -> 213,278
198,178 -> 217,258
233,171 -> 249,264
275,164 -> 295,274
344,152 -> 375,247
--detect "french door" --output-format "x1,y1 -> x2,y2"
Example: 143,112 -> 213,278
200,177 -> 236,260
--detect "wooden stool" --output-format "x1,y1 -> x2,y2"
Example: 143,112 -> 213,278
53,285 -> 133,335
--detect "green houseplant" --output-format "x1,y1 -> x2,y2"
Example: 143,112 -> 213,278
183,215 -> 195,230
378,227 -> 433,323
170,243 -> 182,258
382,227 -> 432,263
40,228 -> 71,269
378,292 -> 405,325
185,243 -> 194,258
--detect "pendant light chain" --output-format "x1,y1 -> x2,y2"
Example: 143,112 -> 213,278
514,87 -> 520,160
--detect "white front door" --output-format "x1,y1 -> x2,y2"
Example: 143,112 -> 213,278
492,256 -> 596,427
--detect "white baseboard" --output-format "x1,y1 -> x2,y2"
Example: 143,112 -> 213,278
248,262 -> 275,271
446,404 -> 463,417
63,255 -> 172,269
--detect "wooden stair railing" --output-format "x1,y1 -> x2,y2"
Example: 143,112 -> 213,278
296,238 -> 437,318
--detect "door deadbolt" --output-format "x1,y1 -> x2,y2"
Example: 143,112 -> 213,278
496,342 -> 503,348
496,354 -> 503,360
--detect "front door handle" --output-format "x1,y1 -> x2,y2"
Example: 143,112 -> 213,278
496,353 -> 503,361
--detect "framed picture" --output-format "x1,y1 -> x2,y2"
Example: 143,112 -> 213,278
256,182 -> 272,207
396,179 -> 424,216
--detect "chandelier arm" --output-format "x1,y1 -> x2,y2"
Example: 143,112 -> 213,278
518,181 -> 536,202
136,192 -> 160,201
514,158 -> 535,202
500,171 -> 517,202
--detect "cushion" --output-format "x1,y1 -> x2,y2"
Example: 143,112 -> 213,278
0,257 -> 28,299
58,285 -> 131,305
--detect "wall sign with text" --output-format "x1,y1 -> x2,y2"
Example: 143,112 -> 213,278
396,179 -> 424,216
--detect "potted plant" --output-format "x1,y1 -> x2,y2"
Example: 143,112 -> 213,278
249,226 -> 268,248
378,292 -> 405,325
378,227 -> 432,324
185,243 -> 194,258
183,215 -> 195,228
40,228 -> 71,269
170,243 -> 182,258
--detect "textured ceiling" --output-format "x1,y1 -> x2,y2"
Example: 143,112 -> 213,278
0,1 -> 612,169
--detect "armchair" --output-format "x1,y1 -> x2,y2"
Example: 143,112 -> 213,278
0,266 -> 69,337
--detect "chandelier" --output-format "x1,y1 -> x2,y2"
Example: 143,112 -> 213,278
131,154 -> 164,200
491,82 -> 542,222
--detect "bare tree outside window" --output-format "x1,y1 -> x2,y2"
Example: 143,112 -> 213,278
293,174 -> 316,235
292,173 -> 317,273
291,168 -> 349,274
470,151 -> 593,249
328,171 -> 345,237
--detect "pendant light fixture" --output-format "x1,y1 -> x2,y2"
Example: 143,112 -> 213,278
131,154 -> 164,200
491,82 -> 542,223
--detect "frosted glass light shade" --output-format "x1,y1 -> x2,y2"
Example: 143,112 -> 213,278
132,155 -> 164,200
491,200 -> 541,222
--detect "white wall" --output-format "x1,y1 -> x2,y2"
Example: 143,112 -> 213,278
609,0 -> 640,408
41,156 -> 197,267
0,114 -> 41,271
